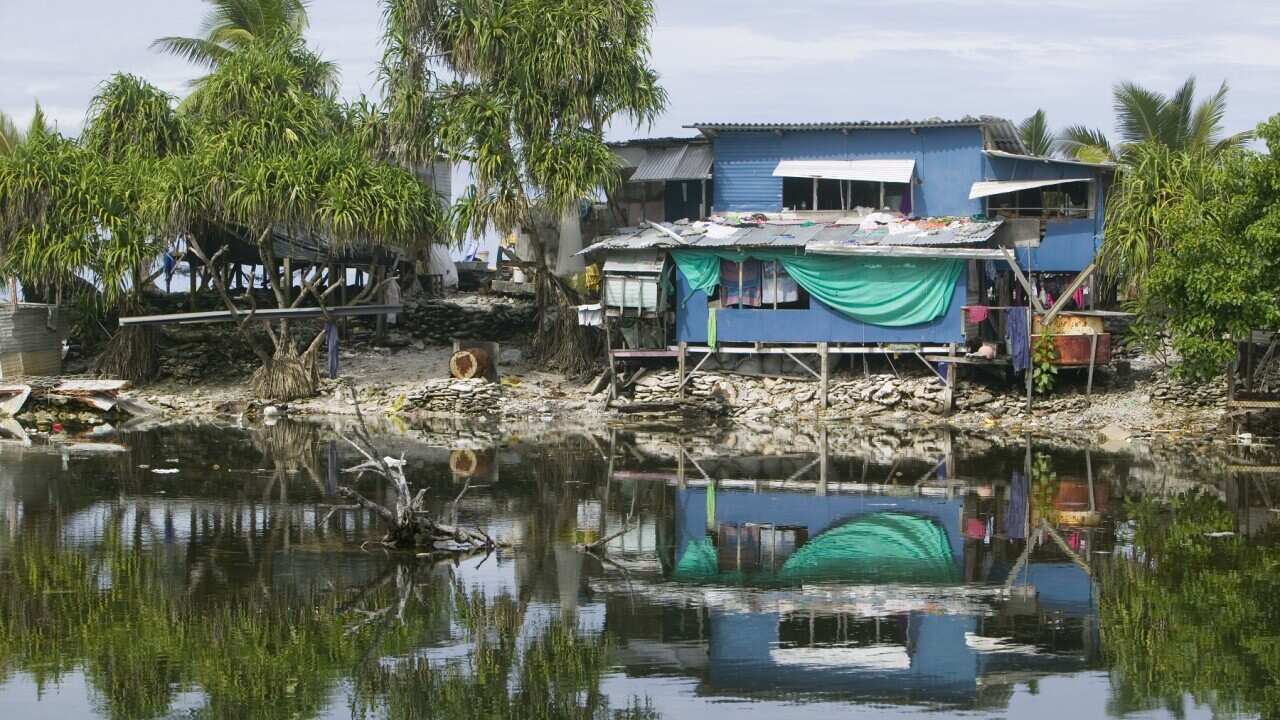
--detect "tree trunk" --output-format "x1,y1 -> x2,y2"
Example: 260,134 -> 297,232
250,340 -> 318,401
95,325 -> 161,383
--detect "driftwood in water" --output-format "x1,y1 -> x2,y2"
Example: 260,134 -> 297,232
335,384 -> 497,552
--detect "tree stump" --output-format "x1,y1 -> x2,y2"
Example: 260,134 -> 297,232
449,348 -> 491,379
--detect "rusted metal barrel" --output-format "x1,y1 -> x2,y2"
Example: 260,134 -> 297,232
449,348 -> 491,379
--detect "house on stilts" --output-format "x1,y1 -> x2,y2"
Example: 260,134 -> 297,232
583,116 -> 1118,411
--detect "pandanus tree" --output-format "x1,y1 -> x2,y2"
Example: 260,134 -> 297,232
0,106 -> 58,302
80,74 -> 189,380
379,0 -> 666,373
0,78 -> 186,382
145,38 -> 443,400
0,109 -> 98,312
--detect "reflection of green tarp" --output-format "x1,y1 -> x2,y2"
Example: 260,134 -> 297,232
671,249 -> 963,327
672,513 -> 958,586
778,513 -> 959,584
674,537 -> 719,579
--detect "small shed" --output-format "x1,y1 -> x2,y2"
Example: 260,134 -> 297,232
0,304 -> 65,379
601,250 -> 670,350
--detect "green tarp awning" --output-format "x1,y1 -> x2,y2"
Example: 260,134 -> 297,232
671,249 -> 963,327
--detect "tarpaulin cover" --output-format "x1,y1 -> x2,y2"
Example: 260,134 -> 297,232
672,249 -> 963,327
778,513 -> 959,585
671,513 -> 959,586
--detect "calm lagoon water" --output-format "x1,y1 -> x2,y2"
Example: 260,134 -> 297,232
0,420 -> 1276,719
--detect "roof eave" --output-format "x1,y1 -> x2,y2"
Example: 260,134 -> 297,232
983,149 -> 1117,171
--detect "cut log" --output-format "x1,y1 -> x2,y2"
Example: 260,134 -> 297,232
449,448 -> 492,477
449,348 -> 491,380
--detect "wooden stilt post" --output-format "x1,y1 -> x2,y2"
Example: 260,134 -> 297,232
1025,308 -> 1034,414
678,341 -> 687,400
1086,332 -> 1098,398
818,342 -> 830,409
817,428 -> 829,497
677,440 -> 686,490
944,344 -> 957,414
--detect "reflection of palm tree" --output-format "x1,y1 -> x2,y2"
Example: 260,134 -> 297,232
1059,77 -> 1250,162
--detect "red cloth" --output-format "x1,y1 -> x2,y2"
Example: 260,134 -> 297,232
966,306 -> 990,323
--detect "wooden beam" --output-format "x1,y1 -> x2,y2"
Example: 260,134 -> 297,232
1040,263 -> 1097,328
119,304 -> 403,327
999,247 -> 1045,313
818,342 -> 829,409
807,245 -> 1012,260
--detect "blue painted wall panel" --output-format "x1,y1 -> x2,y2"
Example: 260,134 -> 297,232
674,267 -> 966,344
711,127 -> 986,217
981,154 -> 1111,271
1013,219 -> 1098,272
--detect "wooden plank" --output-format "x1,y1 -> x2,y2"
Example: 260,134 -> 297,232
611,349 -> 679,358
999,247 -> 1045,313
53,379 -> 129,393
1041,263 -> 1097,328
673,345 -> 954,355
119,304 -> 403,327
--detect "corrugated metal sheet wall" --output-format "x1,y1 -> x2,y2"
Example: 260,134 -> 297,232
711,126 -> 988,217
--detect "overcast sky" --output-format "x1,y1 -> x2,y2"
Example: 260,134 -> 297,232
2,0 -> 1278,144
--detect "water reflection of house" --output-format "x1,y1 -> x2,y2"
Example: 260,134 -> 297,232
594,443 -> 1103,709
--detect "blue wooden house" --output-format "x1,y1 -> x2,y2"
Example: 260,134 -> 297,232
589,116 -> 1115,407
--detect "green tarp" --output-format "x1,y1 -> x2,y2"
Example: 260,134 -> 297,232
671,513 -> 958,586
671,249 -> 963,327
777,512 -> 959,585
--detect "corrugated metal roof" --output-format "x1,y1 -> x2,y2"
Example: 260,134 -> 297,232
689,118 -> 990,131
969,178 -> 1092,200
629,143 -> 714,182
580,217 -> 1005,255
984,149 -> 1117,169
688,116 -> 1026,154
692,223 -> 823,248
772,159 -> 915,184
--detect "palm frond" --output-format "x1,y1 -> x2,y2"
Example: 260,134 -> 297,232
1164,76 -> 1197,148
1113,81 -> 1169,147
1188,80 -> 1230,152
1058,125 -> 1114,163
151,35 -> 231,69
1018,109 -> 1056,157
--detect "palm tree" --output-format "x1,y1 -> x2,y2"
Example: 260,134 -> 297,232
380,0 -> 666,373
151,0 -> 336,88
1059,76 -> 1250,162
1018,109 -> 1056,157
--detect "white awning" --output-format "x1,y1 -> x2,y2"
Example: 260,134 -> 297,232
772,159 -> 915,184
969,178 -> 1092,200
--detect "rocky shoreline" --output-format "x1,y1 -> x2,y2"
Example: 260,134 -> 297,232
3,293 -> 1253,457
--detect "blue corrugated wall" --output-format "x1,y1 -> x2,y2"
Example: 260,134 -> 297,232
711,126 -> 987,217
982,154 -> 1110,272
675,268 -> 966,345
